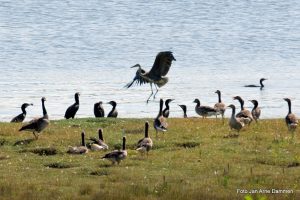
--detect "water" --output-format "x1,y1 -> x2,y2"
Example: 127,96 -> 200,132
0,0 -> 300,122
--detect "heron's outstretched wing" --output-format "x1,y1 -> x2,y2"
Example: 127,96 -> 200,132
149,51 -> 176,78
125,68 -> 149,88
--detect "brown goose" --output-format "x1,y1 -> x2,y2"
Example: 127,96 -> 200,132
233,96 -> 253,124
249,100 -> 261,122
19,97 -> 49,139
283,98 -> 298,132
154,99 -> 168,137
107,101 -> 118,118
193,99 -> 217,118
94,101 -> 105,117
67,131 -> 89,154
162,99 -> 174,118
89,128 -> 109,151
178,104 -> 187,118
11,103 -> 33,123
227,104 -> 245,133
214,90 -> 226,119
136,121 -> 153,156
65,92 -> 80,119
102,136 -> 127,165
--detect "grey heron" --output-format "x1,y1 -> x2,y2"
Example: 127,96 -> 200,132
125,51 -> 176,103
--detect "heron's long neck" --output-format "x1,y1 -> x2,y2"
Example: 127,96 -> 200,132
218,92 -> 222,103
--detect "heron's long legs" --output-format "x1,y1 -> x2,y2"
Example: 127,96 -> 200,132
153,84 -> 159,99
147,83 -> 154,103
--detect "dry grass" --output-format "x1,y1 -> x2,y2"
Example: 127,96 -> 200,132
0,118 -> 299,200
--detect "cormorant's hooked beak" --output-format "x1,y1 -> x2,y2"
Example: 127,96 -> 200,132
131,64 -> 140,68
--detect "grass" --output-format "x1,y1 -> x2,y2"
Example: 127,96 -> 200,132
0,118 -> 299,200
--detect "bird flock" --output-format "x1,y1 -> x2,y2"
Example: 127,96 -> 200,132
7,51 -> 299,165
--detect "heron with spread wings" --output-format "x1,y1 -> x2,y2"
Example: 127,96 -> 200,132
125,51 -> 176,103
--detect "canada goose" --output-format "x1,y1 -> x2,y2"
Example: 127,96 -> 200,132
283,98 -> 298,132
102,136 -> 127,165
249,100 -> 261,122
233,96 -> 253,124
162,99 -> 174,118
107,101 -> 118,118
245,78 -> 267,89
136,121 -> 153,156
193,99 -> 217,118
154,99 -> 168,137
94,101 -> 105,117
19,97 -> 49,139
178,104 -> 187,118
227,104 -> 245,133
65,92 -> 80,119
11,103 -> 33,123
67,131 -> 89,154
214,90 -> 226,119
89,128 -> 109,151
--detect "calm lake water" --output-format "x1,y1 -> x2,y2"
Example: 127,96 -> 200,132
0,0 -> 299,121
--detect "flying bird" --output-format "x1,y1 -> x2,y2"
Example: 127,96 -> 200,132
125,51 -> 176,103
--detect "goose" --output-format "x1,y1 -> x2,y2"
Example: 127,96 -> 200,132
64,92 -> 80,119
214,90 -> 226,119
19,97 -> 49,139
178,104 -> 187,118
193,99 -> 217,118
107,101 -> 118,118
162,99 -> 174,118
154,99 -> 168,137
249,100 -> 261,122
102,136 -> 127,165
67,131 -> 89,154
89,128 -> 109,151
94,101 -> 105,117
233,96 -> 253,124
227,104 -> 245,133
244,78 -> 267,89
283,98 -> 298,132
11,103 -> 33,123
136,121 -> 153,156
